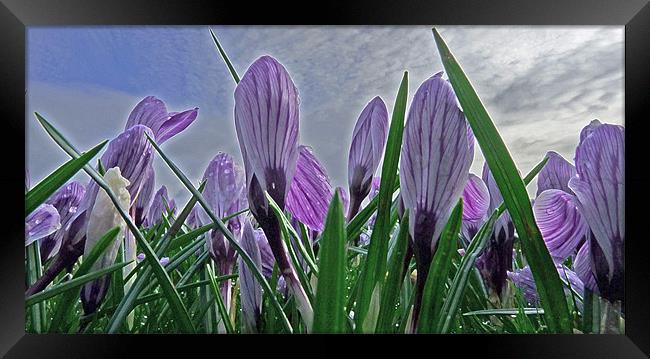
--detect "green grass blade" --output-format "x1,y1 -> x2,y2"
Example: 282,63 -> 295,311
206,262 -> 235,333
26,261 -> 129,307
346,181 -> 399,240
418,200 -> 463,333
48,226 -> 120,332
435,157 -> 548,333
25,140 -> 106,216
355,71 -> 408,332
463,308 -> 544,316
313,191 -> 347,333
376,210 -> 410,333
36,113 -> 195,334
209,28 -> 240,83
432,28 -> 572,333
26,241 -> 45,333
145,133 -> 293,333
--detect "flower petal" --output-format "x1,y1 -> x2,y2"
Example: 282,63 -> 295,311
482,163 -> 514,241
533,189 -> 588,261
347,96 -> 388,198
286,145 -> 333,232
156,108 -> 199,144
25,204 -> 61,246
536,151 -> 577,195
144,185 -> 176,228
239,219 -> 263,333
574,241 -> 598,293
40,181 -> 86,260
461,173 -> 490,243
125,96 -> 198,144
234,55 -> 300,209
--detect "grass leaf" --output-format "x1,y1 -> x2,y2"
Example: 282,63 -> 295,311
313,191 -> 347,333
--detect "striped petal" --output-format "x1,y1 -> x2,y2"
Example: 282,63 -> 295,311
568,123 -> 624,283
347,96 -> 388,203
144,185 -> 176,228
286,145 -> 333,232
461,173 -> 490,242
234,55 -> 299,211
482,162 -> 514,242
125,96 -> 198,144
399,72 -> 473,252
133,168 -> 155,226
509,265 -> 584,306
536,151 -> 576,196
25,204 -> 61,246
574,240 -> 598,293
533,189 -> 588,261
40,181 -> 86,260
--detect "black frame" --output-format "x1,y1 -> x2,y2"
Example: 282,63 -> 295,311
2,0 -> 649,357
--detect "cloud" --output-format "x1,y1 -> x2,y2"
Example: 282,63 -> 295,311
27,26 -> 624,202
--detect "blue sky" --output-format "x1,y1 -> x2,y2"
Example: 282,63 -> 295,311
26,26 -> 624,202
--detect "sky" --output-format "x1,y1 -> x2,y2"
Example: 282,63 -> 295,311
26,26 -> 624,203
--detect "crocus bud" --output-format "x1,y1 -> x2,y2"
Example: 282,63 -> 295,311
399,72 -> 473,328
81,167 -> 131,316
144,185 -> 176,228
461,173 -> 490,245
569,122 -> 624,304
347,97 -> 388,221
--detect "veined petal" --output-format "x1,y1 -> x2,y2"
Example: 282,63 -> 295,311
536,151 -> 577,195
568,123 -> 624,279
509,265 -> 584,306
461,173 -> 490,242
579,119 -> 603,144
335,187 -> 350,218
482,162 -> 514,241
239,219 -> 263,333
399,72 -> 472,250
286,145 -> 333,232
40,181 -> 86,260
133,168 -> 155,226
533,189 -> 588,261
574,241 -> 598,293
347,96 -> 388,197
234,55 -> 300,210
126,96 -> 198,144
144,185 -> 176,228
25,204 -> 61,246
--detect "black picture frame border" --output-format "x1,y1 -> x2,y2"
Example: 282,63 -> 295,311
2,0 -> 648,357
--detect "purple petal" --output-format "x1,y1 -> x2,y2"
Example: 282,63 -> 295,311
125,96 -> 198,144
536,151 -> 576,196
25,204 -> 61,246
533,189 -> 588,261
144,185 -> 176,228
579,119 -> 603,144
574,241 -> 598,293
255,227 -> 275,279
347,97 -> 388,199
134,168 -> 155,226
40,181 -> 86,260
399,72 -> 473,253
335,187 -> 350,218
286,145 -> 333,232
568,123 -> 624,281
136,252 -> 146,262
482,163 -> 514,241
239,219 -> 263,333
234,55 -> 300,211
461,173 -> 490,241
509,265 -> 584,306
159,257 -> 170,266
369,176 -> 381,201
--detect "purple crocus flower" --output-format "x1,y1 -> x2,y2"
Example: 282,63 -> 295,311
347,97 -> 389,221
508,265 -> 584,309
358,177 -> 381,246
239,219 -> 263,333
536,151 -> 577,196
574,240 -> 598,293
399,72 -> 473,326
143,185 -> 177,228
461,173 -> 490,244
234,55 -> 312,326
195,152 -> 246,310
25,204 -> 61,246
125,96 -> 198,225
476,163 -> 516,300
568,122 -> 624,304
286,145 -> 333,232
39,181 -> 86,261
